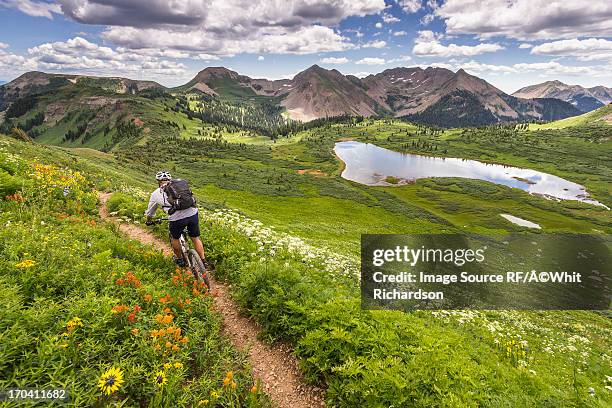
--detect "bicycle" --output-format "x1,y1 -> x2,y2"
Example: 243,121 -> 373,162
148,218 -> 212,291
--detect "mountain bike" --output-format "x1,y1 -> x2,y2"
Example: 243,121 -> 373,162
149,218 -> 212,290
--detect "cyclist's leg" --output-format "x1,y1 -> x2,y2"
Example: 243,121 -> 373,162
168,220 -> 186,262
170,238 -> 183,258
186,213 -> 206,261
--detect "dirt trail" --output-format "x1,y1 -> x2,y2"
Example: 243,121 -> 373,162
98,192 -> 325,408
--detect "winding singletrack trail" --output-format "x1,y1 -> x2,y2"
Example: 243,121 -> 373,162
98,192 -> 325,408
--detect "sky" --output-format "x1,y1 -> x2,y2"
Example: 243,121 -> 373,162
0,0 -> 611,93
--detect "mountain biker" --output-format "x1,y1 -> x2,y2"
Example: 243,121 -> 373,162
144,171 -> 206,267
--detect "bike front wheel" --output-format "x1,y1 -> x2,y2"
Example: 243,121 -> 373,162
187,249 -> 212,291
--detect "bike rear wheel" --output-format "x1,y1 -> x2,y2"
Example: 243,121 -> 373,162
187,249 -> 211,291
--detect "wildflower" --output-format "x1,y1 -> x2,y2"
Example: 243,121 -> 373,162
231,381 -> 236,390
180,336 -> 189,344
210,391 -> 220,399
164,363 -> 172,370
197,399 -> 209,405
16,260 -> 36,269
66,317 -> 83,332
131,328 -> 139,335
144,294 -> 153,302
173,362 -> 183,369
588,387 -> 595,397
127,313 -> 136,323
97,367 -> 124,395
154,371 -> 167,388
163,307 -> 172,314
251,385 -> 257,393
172,345 -> 179,351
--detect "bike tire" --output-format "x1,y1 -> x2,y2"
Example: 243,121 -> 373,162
187,249 -> 212,291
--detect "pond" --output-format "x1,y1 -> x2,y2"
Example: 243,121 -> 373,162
334,141 -> 607,208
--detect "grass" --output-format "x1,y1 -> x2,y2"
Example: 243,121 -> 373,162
1,100 -> 610,406
0,138 -> 269,407
528,104 -> 612,130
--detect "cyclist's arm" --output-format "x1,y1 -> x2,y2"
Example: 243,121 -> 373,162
144,192 -> 160,222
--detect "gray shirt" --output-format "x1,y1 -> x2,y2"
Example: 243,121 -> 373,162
144,186 -> 198,221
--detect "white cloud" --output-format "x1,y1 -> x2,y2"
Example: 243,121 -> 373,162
103,25 -> 355,56
420,13 -> 434,25
356,57 -> 386,65
25,37 -> 187,77
363,40 -> 387,48
0,42 -> 8,49
382,12 -> 400,23
531,38 -> 612,61
518,43 -> 533,49
456,59 -> 609,77
436,0 -> 612,40
398,0 -> 421,13
388,55 -> 412,64
59,0 -> 386,28
55,0 -> 386,57
320,57 -> 350,64
393,31 -> 407,36
257,55 -> 264,61
0,0 -> 61,19
412,30 -> 503,57
375,22 -> 383,29
193,53 -> 221,61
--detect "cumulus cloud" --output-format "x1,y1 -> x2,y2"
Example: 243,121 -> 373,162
59,0 -> 386,28
0,0 -> 61,19
388,55 -> 412,64
257,55 -> 264,61
518,43 -> 533,49
25,36 -> 187,77
398,0 -> 421,13
531,38 -> 612,61
54,0 -> 385,57
356,57 -> 386,65
435,0 -> 612,40
375,22 -> 383,29
0,42 -> 8,49
393,31 -> 407,36
363,40 -> 387,48
103,25 -> 354,56
382,12 -> 400,23
456,59 -> 609,77
412,30 -> 503,57
320,57 -> 350,64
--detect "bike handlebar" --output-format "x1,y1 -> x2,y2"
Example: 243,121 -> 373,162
147,218 -> 168,226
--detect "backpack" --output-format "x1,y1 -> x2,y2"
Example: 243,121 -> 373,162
162,179 -> 196,215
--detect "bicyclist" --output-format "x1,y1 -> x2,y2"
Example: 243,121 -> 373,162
144,171 -> 206,267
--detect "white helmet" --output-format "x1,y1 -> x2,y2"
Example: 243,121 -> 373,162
155,170 -> 172,181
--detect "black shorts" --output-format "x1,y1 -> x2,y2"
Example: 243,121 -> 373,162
168,213 -> 200,239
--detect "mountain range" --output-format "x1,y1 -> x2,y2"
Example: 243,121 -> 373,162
513,80 -> 612,113
2,65 -> 607,128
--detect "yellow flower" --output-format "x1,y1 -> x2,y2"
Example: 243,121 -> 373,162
210,391 -> 220,399
16,260 -> 36,269
66,317 -> 83,332
173,362 -> 183,369
97,367 -> 124,395
164,363 -> 172,370
198,399 -> 209,406
154,371 -> 167,388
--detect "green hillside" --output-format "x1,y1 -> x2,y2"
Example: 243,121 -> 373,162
1,77 -> 611,406
2,116 -> 611,406
529,104 -> 612,129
